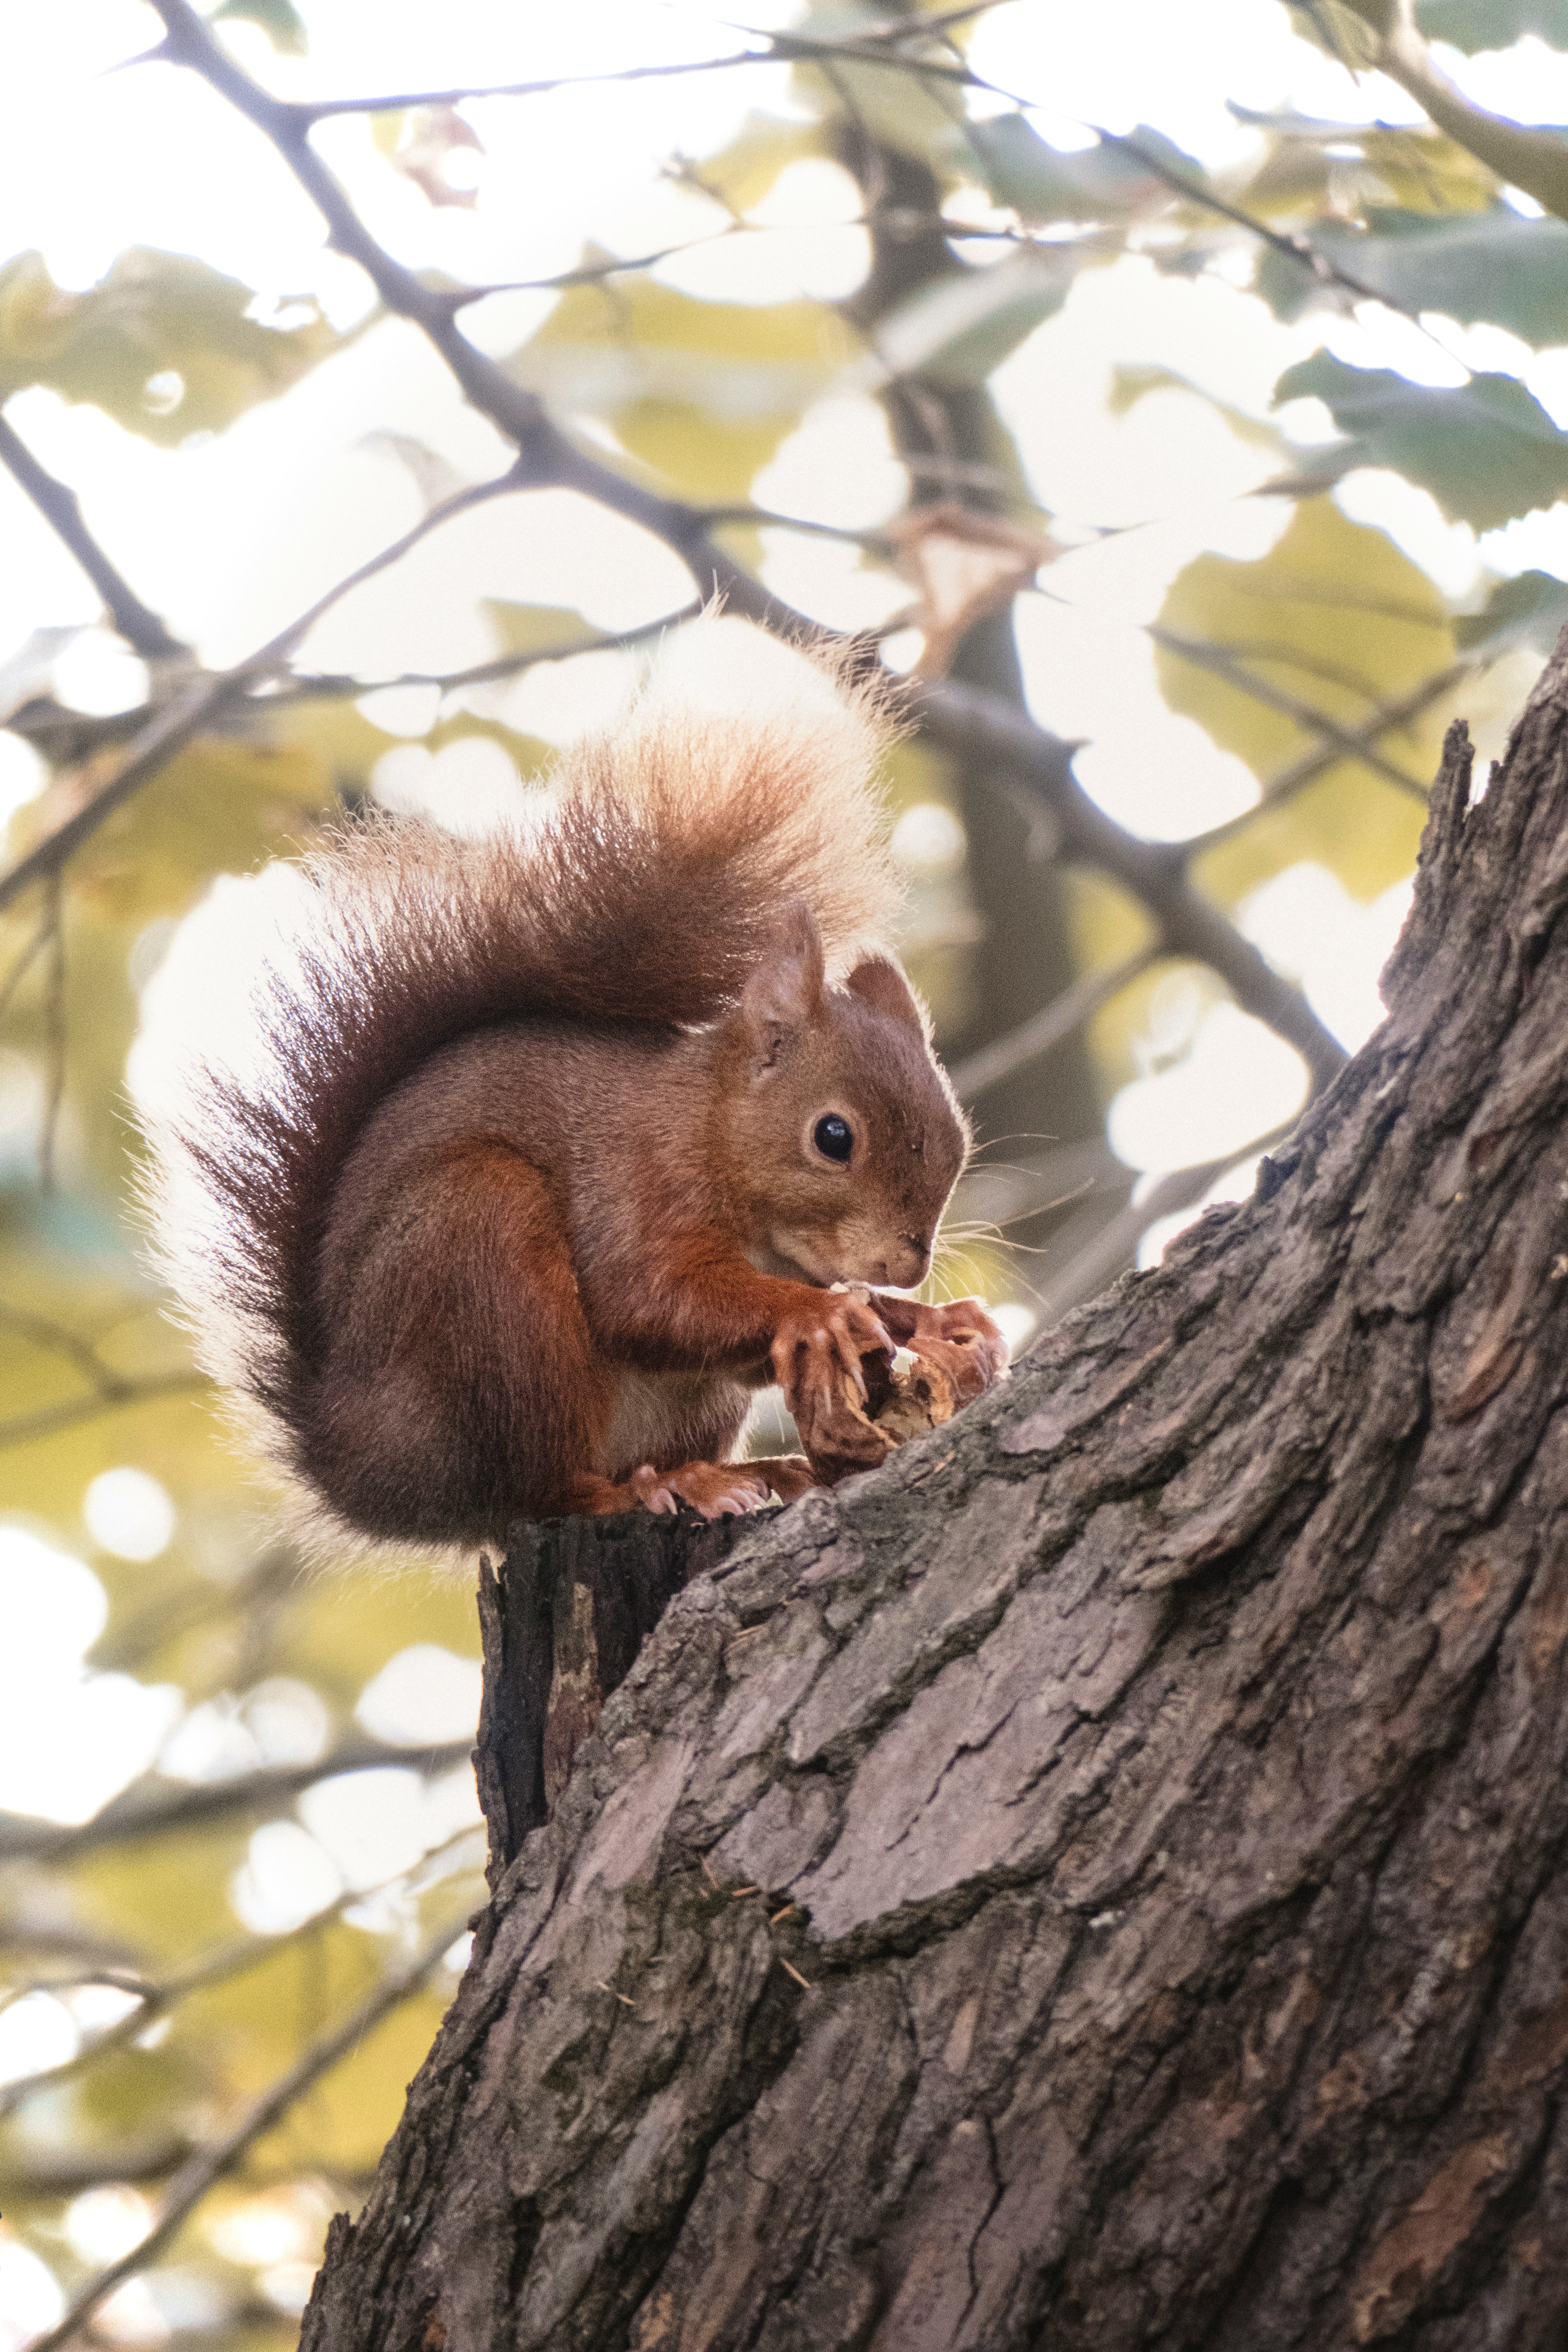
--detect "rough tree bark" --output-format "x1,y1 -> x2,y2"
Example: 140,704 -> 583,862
301,639 -> 1568,2349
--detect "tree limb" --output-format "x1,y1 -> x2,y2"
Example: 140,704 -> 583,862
280,599 -> 701,704
948,946 -> 1159,1100
912,677 -> 1348,1089
0,460 -> 529,914
1339,0 -> 1568,221
1150,624 -> 1433,803
26,1914 -> 464,2352
0,416 -> 187,662
0,1737 -> 477,1865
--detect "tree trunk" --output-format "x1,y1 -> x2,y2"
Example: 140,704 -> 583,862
300,643 -> 1568,2350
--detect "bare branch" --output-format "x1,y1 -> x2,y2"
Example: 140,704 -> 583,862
0,1736 -> 477,1865
0,1304 -> 211,1452
279,598 -> 702,704
949,947 -> 1159,1101
1034,1121 -> 1298,1326
913,677 -> 1348,1092
1188,659 -> 1473,855
0,2137 -> 194,2198
256,6 -> 1013,122
0,1372 -> 212,1451
0,672 -> 241,917
91,1543 -> 298,1678
1150,625 -> 1432,803
0,906 -> 54,1025
0,1824 -> 484,2120
37,869 -> 65,1192
0,461 -> 528,915
440,234 -> 745,309
0,1299 -> 128,1392
0,416 -> 187,662
26,1914 -> 464,2352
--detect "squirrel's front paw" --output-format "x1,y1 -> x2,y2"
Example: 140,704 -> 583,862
901,1296 -> 1010,1404
772,1292 -> 893,1482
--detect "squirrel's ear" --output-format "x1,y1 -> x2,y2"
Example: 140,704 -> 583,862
845,954 -> 929,1038
742,899 -> 825,1074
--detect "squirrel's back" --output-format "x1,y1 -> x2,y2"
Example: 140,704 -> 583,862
146,622 -> 902,1519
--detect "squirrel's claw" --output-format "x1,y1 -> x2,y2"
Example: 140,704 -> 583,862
627,1461 -> 774,1520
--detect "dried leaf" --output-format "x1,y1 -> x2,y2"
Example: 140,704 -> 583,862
393,107 -> 485,211
885,501 -> 1060,677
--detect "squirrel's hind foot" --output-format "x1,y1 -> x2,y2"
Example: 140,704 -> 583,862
584,1459 -> 792,1520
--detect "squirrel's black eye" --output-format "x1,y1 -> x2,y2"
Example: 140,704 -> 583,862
814,1113 -> 854,1164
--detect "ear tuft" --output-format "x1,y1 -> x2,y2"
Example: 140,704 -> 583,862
844,955 -> 929,1038
741,898 -> 826,1072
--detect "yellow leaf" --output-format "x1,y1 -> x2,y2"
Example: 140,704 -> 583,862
1156,499 -> 1451,796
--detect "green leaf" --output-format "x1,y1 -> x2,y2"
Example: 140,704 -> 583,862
1274,352 -> 1568,527
1454,567 -> 1568,654
1157,498 -> 1446,901
1416,0 -> 1568,48
960,116 -> 1205,224
696,114 -> 827,214
0,249 -> 339,447
867,249 -> 1079,388
1239,115 -> 1500,225
1271,206 -> 1568,344
481,602 -> 598,659
511,275 -> 859,498
1157,496 -> 1451,778
210,0 -> 309,54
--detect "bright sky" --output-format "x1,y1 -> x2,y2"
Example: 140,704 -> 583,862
1,6 -> 1565,1977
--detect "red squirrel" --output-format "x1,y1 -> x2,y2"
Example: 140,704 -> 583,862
152,627 -> 1006,1553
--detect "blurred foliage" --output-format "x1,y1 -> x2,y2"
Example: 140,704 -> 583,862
4,0 -> 1568,2343
0,251 -> 339,447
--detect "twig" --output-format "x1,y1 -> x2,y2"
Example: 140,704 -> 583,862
0,416 -> 187,661
0,1302 -> 211,1449
279,599 -> 702,704
0,1299 -> 127,1393
0,1736 -> 477,1865
0,1824 -> 485,2119
441,235 -> 743,309
25,1913 -> 464,2352
0,2138 -> 193,2197
1187,659 -> 1473,854
258,5 -> 1013,121
0,909 -> 54,1026
949,947 -> 1159,1101
1150,626 -> 1432,803
37,869 -> 65,1191
1034,1120 -> 1300,1328
912,678 -> 1348,1092
0,461 -> 529,916
0,1371 -> 211,1452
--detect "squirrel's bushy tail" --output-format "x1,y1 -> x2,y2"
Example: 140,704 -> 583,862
147,621 -> 901,1486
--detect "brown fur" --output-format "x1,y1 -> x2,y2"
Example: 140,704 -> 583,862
149,626 -> 981,1552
